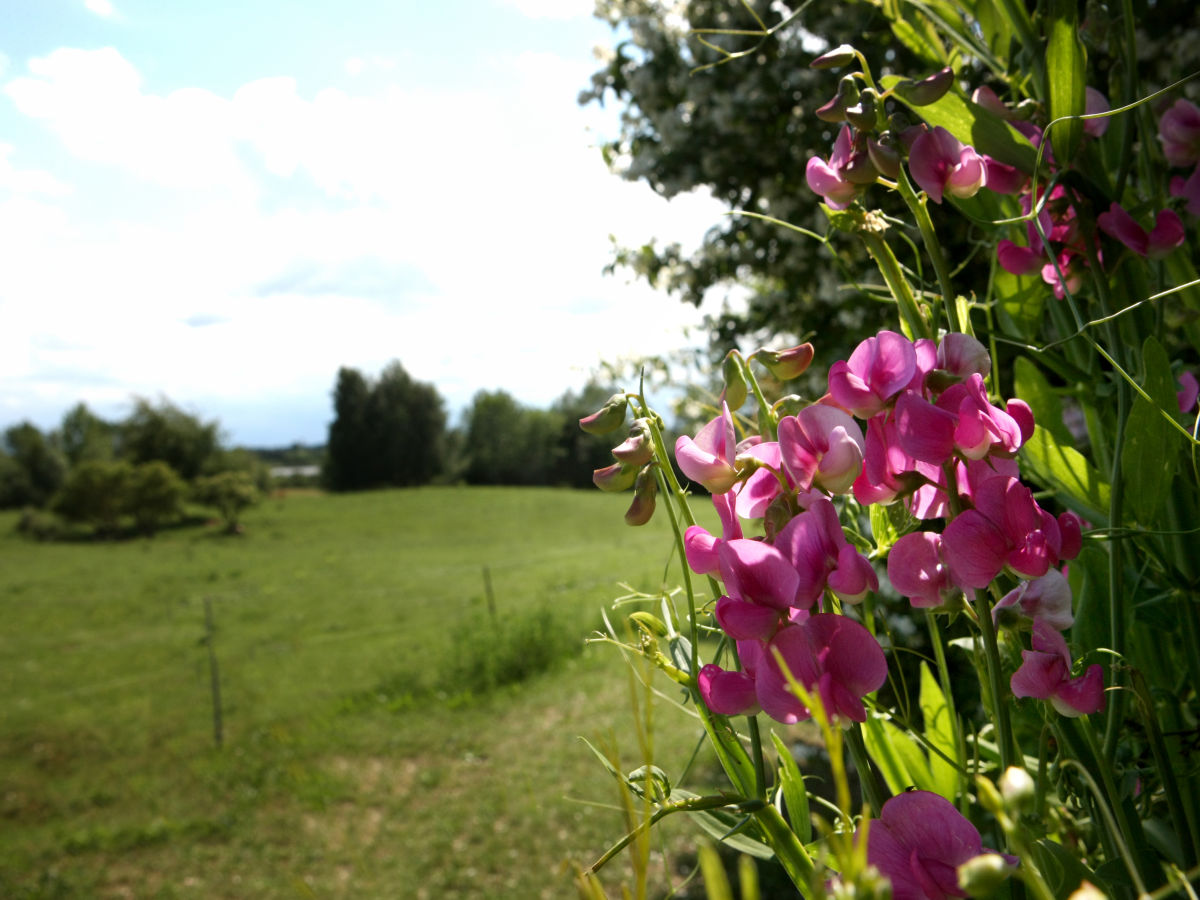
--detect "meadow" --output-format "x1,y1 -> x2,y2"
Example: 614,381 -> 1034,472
0,487 -> 729,899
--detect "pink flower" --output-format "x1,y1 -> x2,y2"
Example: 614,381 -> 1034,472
888,531 -> 958,608
1041,250 -> 1086,299
717,538 -> 800,611
698,662 -> 760,716
683,493 -> 742,575
754,614 -> 888,724
732,441 -> 788,520
1170,166 -> 1200,216
1178,371 -> 1199,414
829,331 -> 918,418
1159,98 -> 1200,168
935,374 -> 1027,459
997,239 -> 1044,275
1011,620 -> 1105,717
908,126 -> 987,203
858,790 -> 995,900
937,333 -> 991,380
776,497 -> 878,606
675,402 -> 739,493
778,404 -> 866,494
1084,87 -> 1110,138
992,568 -> 1075,630
1098,203 -> 1185,259
806,126 -> 860,209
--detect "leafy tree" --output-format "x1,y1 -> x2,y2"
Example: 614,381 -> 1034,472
120,397 -> 220,481
324,361 -> 446,491
193,471 -> 260,533
0,423 -> 67,508
126,461 -> 187,535
461,390 -> 562,486
56,403 -> 117,467
52,458 -> 133,535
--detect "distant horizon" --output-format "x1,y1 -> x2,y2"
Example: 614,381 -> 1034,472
1,0 -> 730,449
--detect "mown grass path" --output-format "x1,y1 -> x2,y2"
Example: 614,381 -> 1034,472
0,487 -> 721,898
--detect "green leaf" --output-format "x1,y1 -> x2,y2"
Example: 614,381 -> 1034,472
1031,838 -> 1105,899
770,731 -> 812,843
1014,358 -> 1111,521
992,266 -> 1046,343
881,76 -> 1038,172
869,501 -> 915,555
697,842 -> 735,900
862,711 -> 934,794
919,664 -> 960,800
1045,0 -> 1086,166
1121,337 -> 1180,525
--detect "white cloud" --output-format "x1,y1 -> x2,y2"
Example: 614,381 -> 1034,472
0,144 -> 71,195
0,46 -> 727,440
84,0 -> 116,17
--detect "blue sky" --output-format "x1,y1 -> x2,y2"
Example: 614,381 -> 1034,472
1,0 -> 725,446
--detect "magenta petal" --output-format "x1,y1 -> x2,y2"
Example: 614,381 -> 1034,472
997,239 -> 1044,275
718,539 -> 800,610
828,360 -> 880,418
1084,87 -> 1110,137
698,665 -> 760,716
811,613 -> 888,698
1178,371 -> 1200,414
877,791 -> 984,872
909,128 -> 952,203
1052,664 -> 1106,717
714,595 -> 781,641
1057,511 -> 1083,560
1005,398 -> 1036,444
1098,202 -> 1149,256
827,543 -> 879,601
684,525 -> 720,575
895,391 -> 957,464
1147,209 -> 1185,259
942,510 -> 1007,588
888,532 -> 949,608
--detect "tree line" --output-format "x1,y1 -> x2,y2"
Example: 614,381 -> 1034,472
1,398 -> 265,537
321,361 -> 622,492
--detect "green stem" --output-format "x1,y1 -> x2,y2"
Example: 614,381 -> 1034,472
926,611 -> 965,796
974,587 -> 1015,773
846,723 -> 886,817
896,167 -> 961,334
859,229 -> 933,342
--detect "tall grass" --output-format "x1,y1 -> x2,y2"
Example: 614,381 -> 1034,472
0,487 -> 719,898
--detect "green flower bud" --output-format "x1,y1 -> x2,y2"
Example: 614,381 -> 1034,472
629,611 -> 669,638
867,135 -> 901,178
755,343 -> 814,381
976,774 -> 1005,815
957,853 -> 1016,896
612,418 -> 654,466
593,462 -> 638,493
579,393 -> 628,434
898,66 -> 955,106
846,88 -> 879,130
817,76 -> 861,123
624,466 -> 658,526
722,354 -> 749,409
810,43 -> 858,70
999,766 -> 1036,814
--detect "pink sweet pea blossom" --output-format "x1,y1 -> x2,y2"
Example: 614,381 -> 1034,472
908,126 -> 987,203
754,614 -> 888,724
778,404 -> 866,494
829,331 -> 918,418
1097,203 -> 1185,259
858,790 -> 996,900
776,497 -> 878,606
1159,98 -> 1200,168
1170,166 -> 1200,216
1083,87 -> 1110,138
683,493 -> 743,575
675,402 -> 739,493
1178,371 -> 1199,414
993,568 -> 1075,630
732,441 -> 788,520
888,531 -> 958,608
1011,620 -> 1105,717
806,126 -> 860,209
698,661 -> 760,716
937,333 -> 991,380
717,539 -> 800,611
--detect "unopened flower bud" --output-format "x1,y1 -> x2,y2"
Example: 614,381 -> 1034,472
817,76 -> 861,123
867,135 -> 901,177
593,462 -> 638,493
843,149 -> 880,184
810,43 -> 858,69
999,766 -> 1036,813
899,66 -> 955,106
1068,881 -> 1106,900
976,774 -> 1005,815
722,354 -> 749,410
755,343 -> 814,381
846,88 -> 879,130
629,610 -> 670,638
612,418 -> 654,466
957,853 -> 1017,896
579,393 -> 628,434
624,466 -> 658,526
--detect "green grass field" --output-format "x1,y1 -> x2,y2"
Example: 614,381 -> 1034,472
0,487 -> 729,899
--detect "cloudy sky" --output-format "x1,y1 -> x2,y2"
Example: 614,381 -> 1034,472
0,0 -> 727,446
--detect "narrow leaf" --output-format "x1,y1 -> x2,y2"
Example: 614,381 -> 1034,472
919,664 -> 960,800
770,731 -> 812,843
1121,337 -> 1180,525
1045,0 -> 1086,165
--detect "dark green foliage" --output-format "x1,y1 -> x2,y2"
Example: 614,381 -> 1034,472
126,460 -> 187,535
461,390 -> 560,486
193,470 -> 260,533
51,459 -> 133,535
56,403 -> 117,467
119,397 -> 220,481
0,423 -> 67,509
324,361 -> 446,491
